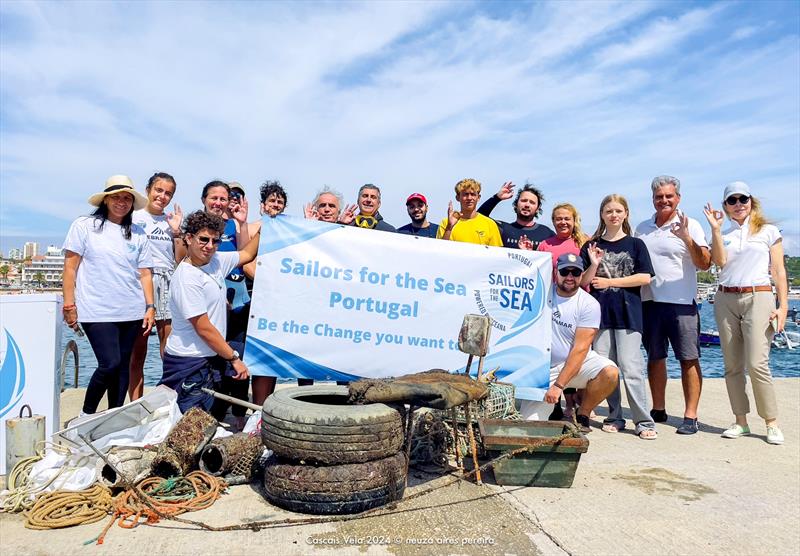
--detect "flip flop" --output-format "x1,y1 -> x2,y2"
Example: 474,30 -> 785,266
638,429 -> 658,440
602,423 -> 622,433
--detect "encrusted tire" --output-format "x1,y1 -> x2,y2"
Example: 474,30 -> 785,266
263,452 -> 406,515
261,385 -> 403,464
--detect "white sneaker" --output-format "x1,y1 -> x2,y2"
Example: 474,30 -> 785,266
721,424 -> 750,439
766,426 -> 784,445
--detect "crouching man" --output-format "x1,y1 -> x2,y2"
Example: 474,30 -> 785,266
520,253 -> 619,432
160,210 -> 260,413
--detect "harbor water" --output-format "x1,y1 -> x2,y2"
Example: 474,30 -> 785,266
61,300 -> 800,389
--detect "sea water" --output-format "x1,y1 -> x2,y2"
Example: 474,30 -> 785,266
61,300 -> 799,389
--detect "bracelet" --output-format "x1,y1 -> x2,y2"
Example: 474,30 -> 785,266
554,382 -> 566,390
62,304 -> 76,311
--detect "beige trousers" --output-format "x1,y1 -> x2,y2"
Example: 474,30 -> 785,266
714,291 -> 778,420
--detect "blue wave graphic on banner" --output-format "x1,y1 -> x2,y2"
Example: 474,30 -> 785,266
495,271 -> 547,346
0,329 -> 26,418
261,215 -> 341,254
244,336 -> 359,381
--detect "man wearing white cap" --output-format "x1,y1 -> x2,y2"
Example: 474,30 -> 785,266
634,175 -> 711,435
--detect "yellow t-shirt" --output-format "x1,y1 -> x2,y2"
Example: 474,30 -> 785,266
437,213 -> 503,246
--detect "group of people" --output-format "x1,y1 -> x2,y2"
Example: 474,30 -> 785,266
62,173 -> 789,444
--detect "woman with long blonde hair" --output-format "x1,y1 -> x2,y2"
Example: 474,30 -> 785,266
705,182 -> 787,444
580,194 -> 657,438
536,203 -> 589,265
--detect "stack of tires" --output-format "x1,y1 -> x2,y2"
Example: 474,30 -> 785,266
261,385 -> 407,515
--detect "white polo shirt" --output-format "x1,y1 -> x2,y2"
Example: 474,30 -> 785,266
635,212 -> 708,305
716,218 -> 781,287
166,252 -> 240,357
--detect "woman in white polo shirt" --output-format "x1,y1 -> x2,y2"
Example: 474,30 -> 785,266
160,210 -> 260,413
62,175 -> 155,414
705,181 -> 788,445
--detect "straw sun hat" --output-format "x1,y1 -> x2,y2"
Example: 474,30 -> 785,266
87,175 -> 148,210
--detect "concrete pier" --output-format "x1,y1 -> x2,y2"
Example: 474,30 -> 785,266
1,378 -> 798,555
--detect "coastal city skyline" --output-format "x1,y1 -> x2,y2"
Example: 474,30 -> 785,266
1,1 -> 798,255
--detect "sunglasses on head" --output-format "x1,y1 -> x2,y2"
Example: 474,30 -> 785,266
558,267 -> 582,277
725,195 -> 750,206
229,191 -> 242,201
196,235 -> 222,246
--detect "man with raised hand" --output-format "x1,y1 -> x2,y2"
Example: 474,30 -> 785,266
349,184 -> 396,232
520,253 -> 619,432
436,178 -> 502,246
634,175 -> 711,435
398,193 -> 439,238
304,186 -> 356,224
478,181 -> 555,249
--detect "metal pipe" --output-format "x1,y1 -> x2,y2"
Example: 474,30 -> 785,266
200,387 -> 261,411
60,340 -> 79,392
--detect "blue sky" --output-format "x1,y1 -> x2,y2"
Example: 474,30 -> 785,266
1,1 -> 798,255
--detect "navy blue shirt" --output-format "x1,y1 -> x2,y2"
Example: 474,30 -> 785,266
398,223 -> 440,238
477,195 -> 555,249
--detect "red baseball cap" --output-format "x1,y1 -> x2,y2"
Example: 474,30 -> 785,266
406,193 -> 427,205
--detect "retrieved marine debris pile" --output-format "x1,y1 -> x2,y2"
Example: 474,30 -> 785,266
261,385 -> 407,514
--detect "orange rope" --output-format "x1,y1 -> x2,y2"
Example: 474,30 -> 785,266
96,471 -> 225,544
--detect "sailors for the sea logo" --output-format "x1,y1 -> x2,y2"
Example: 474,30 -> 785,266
0,329 -> 26,418
474,252 -> 546,344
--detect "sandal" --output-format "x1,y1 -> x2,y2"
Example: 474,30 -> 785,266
638,429 -> 658,440
602,423 -> 622,433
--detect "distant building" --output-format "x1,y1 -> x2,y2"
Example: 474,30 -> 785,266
8,248 -> 22,260
22,253 -> 65,286
23,242 -> 39,259
45,245 -> 63,256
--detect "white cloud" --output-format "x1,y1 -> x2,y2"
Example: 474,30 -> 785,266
1,1 -> 798,254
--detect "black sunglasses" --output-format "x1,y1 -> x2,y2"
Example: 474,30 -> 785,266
725,195 -> 750,206
196,235 -> 222,246
558,267 -> 582,277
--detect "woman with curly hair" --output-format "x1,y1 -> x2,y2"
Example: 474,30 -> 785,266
160,210 -> 260,413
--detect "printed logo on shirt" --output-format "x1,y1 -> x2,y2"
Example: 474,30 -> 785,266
127,243 -> 137,253
148,227 -> 172,242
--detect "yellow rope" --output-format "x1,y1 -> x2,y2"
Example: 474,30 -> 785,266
24,484 -> 114,530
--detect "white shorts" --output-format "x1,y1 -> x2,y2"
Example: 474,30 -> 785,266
519,350 -> 616,420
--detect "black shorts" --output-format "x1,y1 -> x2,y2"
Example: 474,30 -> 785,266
642,301 -> 700,361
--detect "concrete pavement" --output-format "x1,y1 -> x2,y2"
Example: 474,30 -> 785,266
1,378 -> 798,555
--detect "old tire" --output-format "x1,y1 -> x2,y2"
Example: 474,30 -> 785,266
263,452 -> 406,514
261,385 -> 403,464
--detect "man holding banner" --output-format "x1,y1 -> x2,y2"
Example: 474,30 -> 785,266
520,253 -> 619,432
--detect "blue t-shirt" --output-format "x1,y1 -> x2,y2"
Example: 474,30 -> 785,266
579,235 -> 654,332
218,218 -> 248,308
398,223 -> 440,238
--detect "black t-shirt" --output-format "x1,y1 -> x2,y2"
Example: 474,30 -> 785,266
579,235 -> 654,332
477,195 -> 555,249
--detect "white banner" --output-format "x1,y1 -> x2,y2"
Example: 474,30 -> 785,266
244,216 -> 553,400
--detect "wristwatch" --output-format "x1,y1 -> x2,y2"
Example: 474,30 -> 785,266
554,382 -> 566,390
226,350 -> 240,362
145,304 -> 156,311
